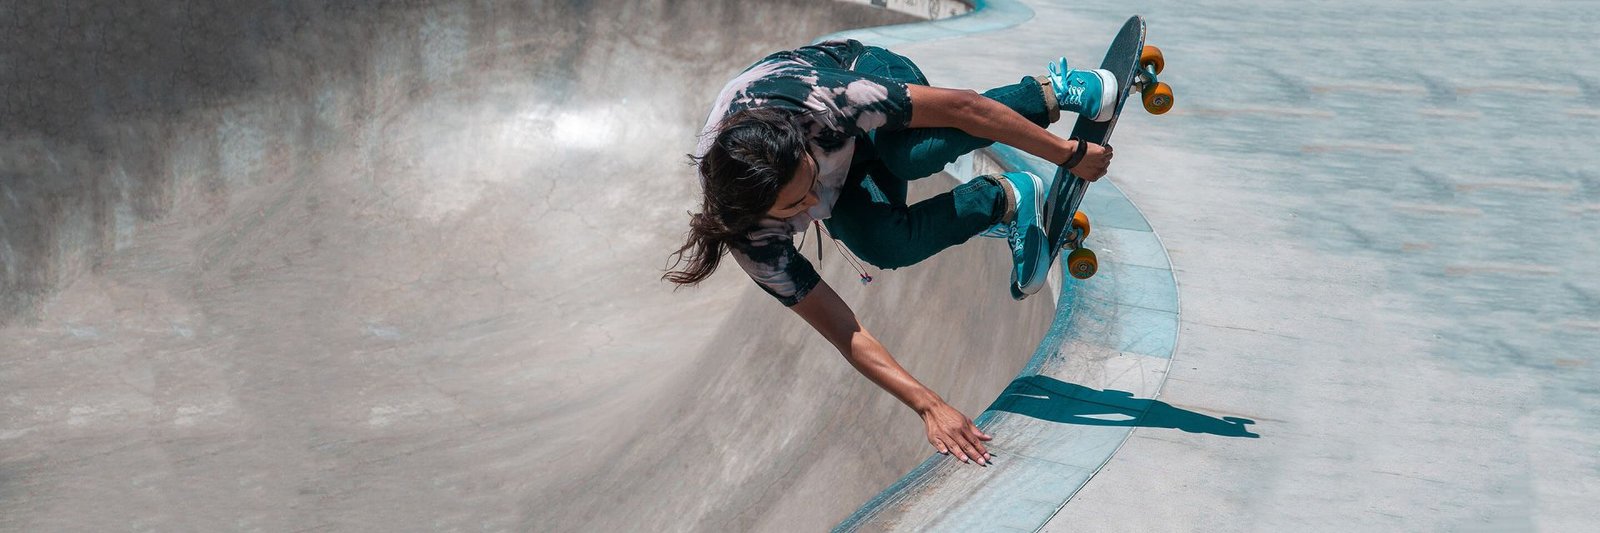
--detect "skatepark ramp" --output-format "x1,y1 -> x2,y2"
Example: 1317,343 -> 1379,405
1,1 -> 1093,530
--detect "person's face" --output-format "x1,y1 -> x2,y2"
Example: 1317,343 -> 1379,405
765,152 -> 820,219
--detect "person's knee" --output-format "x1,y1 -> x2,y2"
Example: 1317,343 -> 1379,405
878,136 -> 956,180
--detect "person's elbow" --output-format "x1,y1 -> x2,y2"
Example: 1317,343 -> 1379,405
788,281 -> 861,353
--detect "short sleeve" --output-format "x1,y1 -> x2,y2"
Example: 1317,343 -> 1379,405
729,232 -> 821,308
802,67 -> 914,139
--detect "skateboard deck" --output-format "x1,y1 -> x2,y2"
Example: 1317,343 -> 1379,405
1034,15 -> 1171,289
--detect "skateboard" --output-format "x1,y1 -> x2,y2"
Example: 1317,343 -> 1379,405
1041,15 -> 1173,284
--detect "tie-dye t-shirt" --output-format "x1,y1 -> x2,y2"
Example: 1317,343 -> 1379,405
694,39 -> 914,306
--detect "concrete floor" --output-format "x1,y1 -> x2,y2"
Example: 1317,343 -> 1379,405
1036,1 -> 1600,530
4,0 -> 1598,531
869,0 -> 1599,530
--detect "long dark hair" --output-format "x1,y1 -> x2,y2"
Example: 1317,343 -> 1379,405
664,107 -> 808,286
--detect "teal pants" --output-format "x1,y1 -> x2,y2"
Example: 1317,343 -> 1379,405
824,47 -> 1053,269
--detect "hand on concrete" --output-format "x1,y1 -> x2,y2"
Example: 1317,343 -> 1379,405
921,402 -> 993,466
1072,141 -> 1113,181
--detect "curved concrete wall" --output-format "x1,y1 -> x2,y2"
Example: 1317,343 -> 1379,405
0,1 -> 1058,531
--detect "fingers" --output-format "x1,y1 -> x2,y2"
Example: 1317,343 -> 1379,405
948,425 -> 992,466
1081,164 -> 1108,182
1081,142 -> 1113,181
933,432 -> 992,466
957,439 -> 981,466
925,407 -> 996,467
964,425 -> 992,466
946,433 -> 974,464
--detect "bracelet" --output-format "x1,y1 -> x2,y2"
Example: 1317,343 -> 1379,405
1061,137 -> 1089,169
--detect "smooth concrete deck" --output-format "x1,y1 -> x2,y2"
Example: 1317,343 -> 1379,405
1040,1 -> 1600,530
843,0 -> 1599,530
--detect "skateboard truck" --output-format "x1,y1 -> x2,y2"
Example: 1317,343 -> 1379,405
1134,45 -> 1174,115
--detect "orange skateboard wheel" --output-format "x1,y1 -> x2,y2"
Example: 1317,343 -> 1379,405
1072,211 -> 1092,240
1140,45 -> 1165,75
1143,82 -> 1174,115
1067,248 -> 1098,280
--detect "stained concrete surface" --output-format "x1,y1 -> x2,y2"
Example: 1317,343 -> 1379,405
830,0 -> 1599,529
10,0 -> 1598,531
939,1 -> 1598,530
0,1 -> 1054,531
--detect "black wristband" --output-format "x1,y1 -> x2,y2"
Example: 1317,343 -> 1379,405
1062,137 -> 1089,169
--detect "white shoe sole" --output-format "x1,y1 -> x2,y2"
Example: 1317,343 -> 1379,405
1017,172 -> 1050,295
1090,69 -> 1118,122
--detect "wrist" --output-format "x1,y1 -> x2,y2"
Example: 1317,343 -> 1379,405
1061,136 -> 1088,168
910,390 -> 945,416
1054,137 -> 1077,166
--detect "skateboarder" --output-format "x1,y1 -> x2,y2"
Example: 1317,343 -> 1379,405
665,39 -> 1114,467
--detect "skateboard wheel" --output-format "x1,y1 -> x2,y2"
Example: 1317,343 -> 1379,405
1140,45 -> 1165,75
1143,82 -> 1174,115
1066,248 -> 1098,280
1072,211 -> 1092,240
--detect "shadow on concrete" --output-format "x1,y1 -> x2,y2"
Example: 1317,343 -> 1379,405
989,375 -> 1259,438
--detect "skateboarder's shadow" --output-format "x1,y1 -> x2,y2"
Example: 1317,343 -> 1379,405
987,375 -> 1259,438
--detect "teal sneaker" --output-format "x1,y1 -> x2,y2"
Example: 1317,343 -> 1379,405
1046,58 -> 1118,122
982,172 -> 1051,299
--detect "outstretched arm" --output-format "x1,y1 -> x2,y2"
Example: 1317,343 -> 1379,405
906,84 -> 1113,180
790,280 -> 992,466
